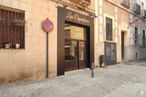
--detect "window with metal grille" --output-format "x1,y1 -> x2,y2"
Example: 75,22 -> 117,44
0,5 -> 25,49
106,17 -> 113,41
135,27 -> 138,46
143,30 -> 145,47
121,0 -> 130,9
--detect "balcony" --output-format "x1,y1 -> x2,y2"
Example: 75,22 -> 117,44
121,0 -> 130,9
133,3 -> 141,15
70,0 -> 91,6
84,0 -> 91,3
142,10 -> 146,18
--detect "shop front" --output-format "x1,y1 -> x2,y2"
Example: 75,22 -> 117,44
57,7 -> 94,76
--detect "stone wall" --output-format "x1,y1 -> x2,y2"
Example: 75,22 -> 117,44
0,0 -> 95,84
95,0 -> 146,66
0,0 -> 58,84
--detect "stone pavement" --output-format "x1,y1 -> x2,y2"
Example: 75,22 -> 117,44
0,60 -> 146,97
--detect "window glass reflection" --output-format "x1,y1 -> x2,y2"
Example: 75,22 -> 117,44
64,40 -> 77,60
65,24 -> 85,40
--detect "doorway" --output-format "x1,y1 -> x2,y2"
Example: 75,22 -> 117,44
121,32 -> 125,60
64,23 -> 89,71
104,42 -> 116,65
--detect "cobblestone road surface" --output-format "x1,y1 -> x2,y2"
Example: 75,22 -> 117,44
0,60 -> 146,97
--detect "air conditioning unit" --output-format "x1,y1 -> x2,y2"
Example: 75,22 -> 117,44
142,10 -> 146,18
133,3 -> 141,15
121,0 -> 130,9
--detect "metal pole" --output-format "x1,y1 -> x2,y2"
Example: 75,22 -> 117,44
46,32 -> 49,78
91,63 -> 94,78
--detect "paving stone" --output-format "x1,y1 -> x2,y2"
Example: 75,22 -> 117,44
0,60 -> 146,97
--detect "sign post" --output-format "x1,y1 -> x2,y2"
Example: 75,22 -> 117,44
42,19 -> 54,78
46,32 -> 49,78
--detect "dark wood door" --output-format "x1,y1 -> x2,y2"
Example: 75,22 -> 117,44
64,23 -> 88,71
78,41 -> 87,69
64,39 -> 87,71
64,40 -> 78,71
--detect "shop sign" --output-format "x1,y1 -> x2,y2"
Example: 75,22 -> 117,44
42,19 -> 54,33
66,11 -> 90,24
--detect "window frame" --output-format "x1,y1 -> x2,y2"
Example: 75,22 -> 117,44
105,17 -> 113,41
142,30 -> 145,48
135,27 -> 138,46
0,5 -> 25,49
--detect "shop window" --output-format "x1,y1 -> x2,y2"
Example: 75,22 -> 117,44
0,6 -> 25,49
65,23 -> 85,40
143,30 -> 145,47
135,27 -> 138,46
106,17 -> 113,41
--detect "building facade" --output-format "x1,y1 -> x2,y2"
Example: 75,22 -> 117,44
0,0 -> 146,84
0,0 -> 96,83
95,0 -> 146,67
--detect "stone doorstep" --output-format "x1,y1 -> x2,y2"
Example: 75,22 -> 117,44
65,68 -> 91,75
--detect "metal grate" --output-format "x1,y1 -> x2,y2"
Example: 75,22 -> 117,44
106,17 -> 113,41
0,5 -> 25,49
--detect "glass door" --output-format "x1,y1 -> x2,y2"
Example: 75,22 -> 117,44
78,41 -> 87,69
64,23 -> 88,71
64,40 -> 87,71
64,40 -> 78,71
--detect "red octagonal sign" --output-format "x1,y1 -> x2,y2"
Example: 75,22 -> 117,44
42,19 -> 54,33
